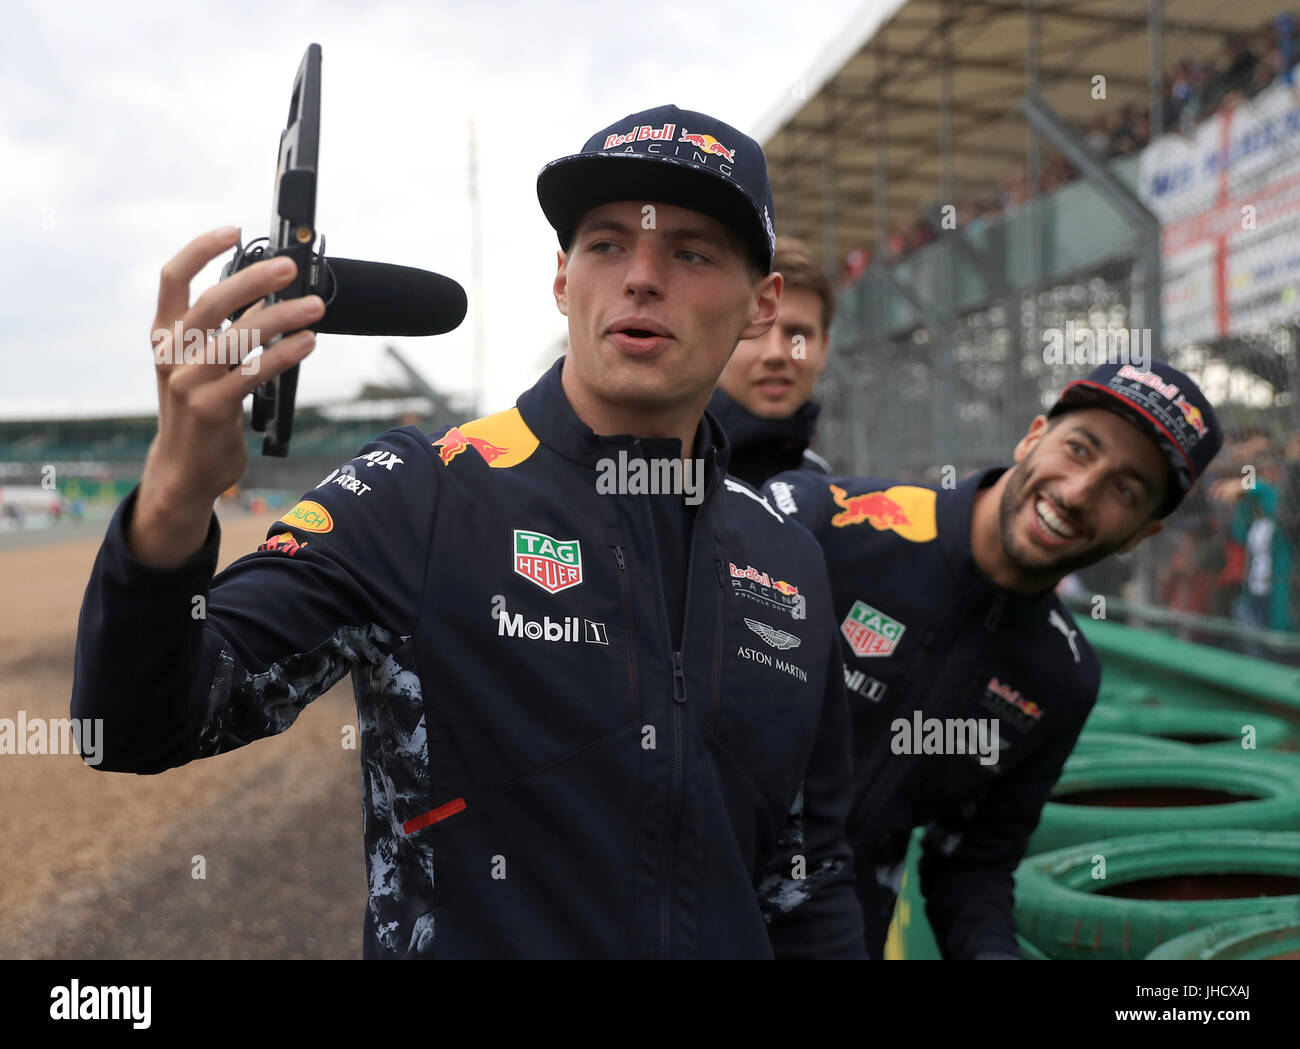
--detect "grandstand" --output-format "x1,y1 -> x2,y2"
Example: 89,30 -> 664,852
0,344 -> 476,508
763,0 -> 1300,661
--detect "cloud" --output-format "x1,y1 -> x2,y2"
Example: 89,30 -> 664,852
1,0 -> 868,419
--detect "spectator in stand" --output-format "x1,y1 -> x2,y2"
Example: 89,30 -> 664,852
1212,437 -> 1296,646
1216,34 -> 1260,100
1085,115 -> 1111,157
1280,429 -> 1300,627
1180,61 -> 1219,131
1276,13 -> 1299,85
1109,103 -> 1141,157
1166,60 -> 1196,128
1133,110 -> 1151,149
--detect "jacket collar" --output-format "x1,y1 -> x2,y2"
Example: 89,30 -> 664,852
516,356 -> 731,484
937,465 -> 1057,610
706,388 -> 820,462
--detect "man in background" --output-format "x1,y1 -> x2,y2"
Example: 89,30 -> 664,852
710,236 -> 834,487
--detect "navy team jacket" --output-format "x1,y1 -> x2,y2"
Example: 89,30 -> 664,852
763,467 -> 1101,959
71,358 -> 864,959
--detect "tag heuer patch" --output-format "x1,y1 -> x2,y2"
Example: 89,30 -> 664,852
514,529 -> 582,594
841,600 -> 906,657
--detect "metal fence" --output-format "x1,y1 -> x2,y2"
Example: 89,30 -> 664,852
816,216 -> 1300,662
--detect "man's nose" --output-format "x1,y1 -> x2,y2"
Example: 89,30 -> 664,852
622,237 -> 667,296
755,324 -> 790,364
1056,463 -> 1105,509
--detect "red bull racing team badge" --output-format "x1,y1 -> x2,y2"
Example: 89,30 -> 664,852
728,562 -> 806,620
434,426 -> 510,466
828,484 -> 938,542
514,529 -> 583,594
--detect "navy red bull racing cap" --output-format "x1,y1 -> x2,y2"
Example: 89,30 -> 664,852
1048,359 -> 1223,517
537,103 -> 777,274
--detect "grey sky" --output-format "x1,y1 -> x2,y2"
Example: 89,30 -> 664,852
2,0 -> 873,420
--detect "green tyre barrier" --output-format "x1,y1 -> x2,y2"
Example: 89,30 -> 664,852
1028,752 -> 1300,855
1070,731 -> 1191,760
1014,830 -> 1300,960
1146,910 -> 1300,960
1016,934 -> 1051,960
1084,705 -> 1296,752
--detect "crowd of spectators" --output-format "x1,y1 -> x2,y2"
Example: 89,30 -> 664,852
838,15 -> 1300,285
1155,426 -> 1300,646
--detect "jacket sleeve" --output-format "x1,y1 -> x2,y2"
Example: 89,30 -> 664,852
70,427 -> 437,774
917,705 -> 1091,959
758,628 -> 867,959
762,470 -> 835,537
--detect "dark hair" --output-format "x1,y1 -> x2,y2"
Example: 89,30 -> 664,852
772,237 -> 835,332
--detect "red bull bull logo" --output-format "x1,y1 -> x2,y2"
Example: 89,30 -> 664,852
258,530 -> 307,557
434,426 -> 510,465
773,580 -> 800,596
984,676 -> 1043,722
1173,395 -> 1208,438
830,485 -> 912,529
678,129 -> 735,164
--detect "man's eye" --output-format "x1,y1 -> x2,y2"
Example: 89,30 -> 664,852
589,241 -> 618,254
1067,441 -> 1085,456
678,249 -> 709,263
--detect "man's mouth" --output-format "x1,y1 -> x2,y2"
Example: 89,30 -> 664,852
607,319 -> 675,356
1030,495 -> 1083,543
754,376 -> 794,396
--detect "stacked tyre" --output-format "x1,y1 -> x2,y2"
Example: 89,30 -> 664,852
1014,831 -> 1300,960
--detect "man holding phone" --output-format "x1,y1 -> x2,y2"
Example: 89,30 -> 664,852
72,105 -> 864,959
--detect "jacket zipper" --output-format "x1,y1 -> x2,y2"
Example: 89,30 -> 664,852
655,455 -> 717,960
611,544 -> 639,719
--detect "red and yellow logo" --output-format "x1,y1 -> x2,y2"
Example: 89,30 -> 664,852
258,530 -> 307,557
432,407 -> 539,469
829,484 -> 937,542
279,500 -> 333,534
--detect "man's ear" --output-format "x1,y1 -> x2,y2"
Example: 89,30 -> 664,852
1118,518 -> 1163,554
1013,414 -> 1051,464
738,272 -> 782,342
553,249 -> 569,317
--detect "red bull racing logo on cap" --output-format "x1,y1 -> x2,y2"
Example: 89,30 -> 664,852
514,529 -> 583,594
829,484 -> 938,542
1172,395 -> 1208,438
678,128 -> 735,163
841,600 -> 907,658
603,123 -> 677,148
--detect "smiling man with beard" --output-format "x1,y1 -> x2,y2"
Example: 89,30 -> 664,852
764,360 -> 1223,959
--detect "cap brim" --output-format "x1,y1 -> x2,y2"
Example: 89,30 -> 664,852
537,152 -> 771,273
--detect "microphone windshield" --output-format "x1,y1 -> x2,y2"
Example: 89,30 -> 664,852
315,257 -> 467,336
